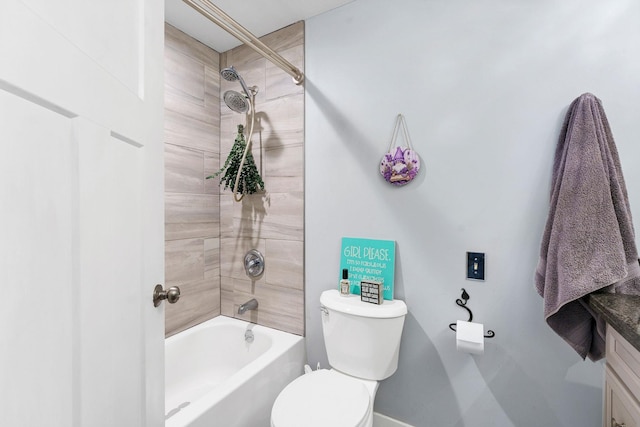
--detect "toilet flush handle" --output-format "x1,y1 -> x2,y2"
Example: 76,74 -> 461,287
320,306 -> 329,315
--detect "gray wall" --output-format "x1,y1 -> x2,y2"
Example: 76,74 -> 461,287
304,0 -> 640,426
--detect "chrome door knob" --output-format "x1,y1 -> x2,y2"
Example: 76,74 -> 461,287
153,284 -> 181,307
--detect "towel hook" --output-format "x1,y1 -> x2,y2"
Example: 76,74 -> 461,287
448,288 -> 495,338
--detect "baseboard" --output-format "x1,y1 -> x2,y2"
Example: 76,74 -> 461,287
373,412 -> 415,427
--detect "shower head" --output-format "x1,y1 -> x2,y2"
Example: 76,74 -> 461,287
223,90 -> 250,114
220,66 -> 241,82
220,66 -> 253,101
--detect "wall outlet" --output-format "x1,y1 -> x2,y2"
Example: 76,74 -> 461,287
466,252 -> 485,281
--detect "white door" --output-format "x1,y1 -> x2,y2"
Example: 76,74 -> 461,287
0,0 -> 165,426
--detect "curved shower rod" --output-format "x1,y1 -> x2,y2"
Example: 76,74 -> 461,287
183,0 -> 304,85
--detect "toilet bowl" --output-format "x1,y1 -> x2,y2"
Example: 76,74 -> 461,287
271,369 -> 377,427
270,289 -> 407,427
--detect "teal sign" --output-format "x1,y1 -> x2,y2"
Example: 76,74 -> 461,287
339,237 -> 396,300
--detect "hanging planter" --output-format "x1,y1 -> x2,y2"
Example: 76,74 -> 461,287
207,124 -> 264,198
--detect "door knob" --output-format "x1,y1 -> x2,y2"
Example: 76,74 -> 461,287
153,284 -> 181,307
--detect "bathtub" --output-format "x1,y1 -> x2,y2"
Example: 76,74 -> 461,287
165,316 -> 306,427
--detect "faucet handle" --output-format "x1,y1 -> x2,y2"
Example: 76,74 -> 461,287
244,249 -> 264,278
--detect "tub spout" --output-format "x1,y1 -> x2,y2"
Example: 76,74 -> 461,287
238,298 -> 258,315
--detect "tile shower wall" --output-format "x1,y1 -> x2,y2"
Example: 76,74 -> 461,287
164,22 -> 305,337
164,23 -> 221,336
219,22 -> 305,336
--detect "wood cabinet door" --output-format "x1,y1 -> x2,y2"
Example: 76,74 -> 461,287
605,366 -> 640,427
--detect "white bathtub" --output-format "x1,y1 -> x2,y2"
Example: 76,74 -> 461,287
165,316 -> 305,427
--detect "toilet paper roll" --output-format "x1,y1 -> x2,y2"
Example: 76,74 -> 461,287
456,320 -> 484,355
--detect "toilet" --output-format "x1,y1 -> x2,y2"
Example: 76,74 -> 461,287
271,289 -> 407,427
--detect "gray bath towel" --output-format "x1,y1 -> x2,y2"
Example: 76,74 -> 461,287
535,93 -> 640,361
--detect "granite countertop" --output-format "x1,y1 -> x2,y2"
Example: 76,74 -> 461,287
588,293 -> 640,352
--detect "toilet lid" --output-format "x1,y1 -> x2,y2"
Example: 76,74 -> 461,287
271,370 -> 371,427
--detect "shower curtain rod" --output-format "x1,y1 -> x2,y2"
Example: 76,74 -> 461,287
182,0 -> 304,85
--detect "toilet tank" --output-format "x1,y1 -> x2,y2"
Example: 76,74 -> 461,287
320,289 -> 407,381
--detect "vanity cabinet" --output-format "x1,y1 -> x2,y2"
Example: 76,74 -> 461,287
605,325 -> 640,427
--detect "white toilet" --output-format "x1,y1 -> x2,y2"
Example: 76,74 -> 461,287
271,289 -> 407,427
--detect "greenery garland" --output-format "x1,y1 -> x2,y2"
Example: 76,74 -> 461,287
206,124 -> 265,195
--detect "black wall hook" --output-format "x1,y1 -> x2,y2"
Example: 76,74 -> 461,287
448,288 -> 495,338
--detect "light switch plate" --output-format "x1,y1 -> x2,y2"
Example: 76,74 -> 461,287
466,252 -> 485,281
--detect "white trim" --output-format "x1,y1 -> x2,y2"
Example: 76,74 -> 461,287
373,412 -> 415,427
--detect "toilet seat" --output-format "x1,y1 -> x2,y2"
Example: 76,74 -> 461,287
271,369 -> 371,427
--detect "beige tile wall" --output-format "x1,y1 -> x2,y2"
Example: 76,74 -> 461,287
219,22 -> 305,336
163,21 -> 305,337
164,23 -> 221,336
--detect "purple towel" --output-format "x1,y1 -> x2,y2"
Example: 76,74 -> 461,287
535,93 -> 640,361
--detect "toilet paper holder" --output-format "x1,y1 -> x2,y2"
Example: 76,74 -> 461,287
448,288 -> 495,338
